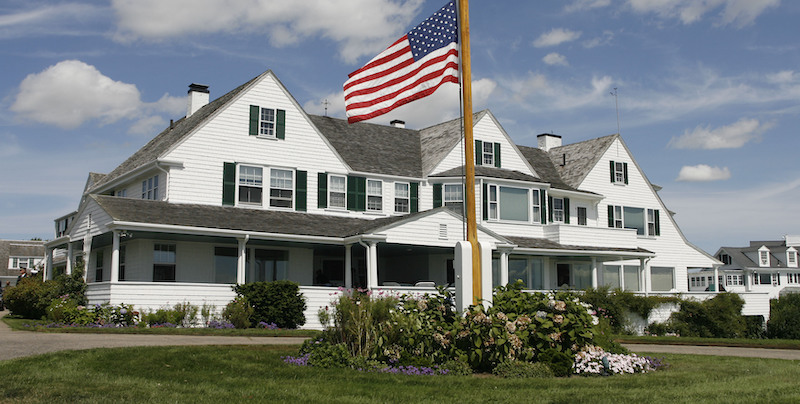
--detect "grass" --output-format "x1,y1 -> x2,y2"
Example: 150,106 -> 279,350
0,345 -> 799,403
1,316 -> 320,338
617,335 -> 800,350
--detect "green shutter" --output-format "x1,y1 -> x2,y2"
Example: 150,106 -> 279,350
608,205 -> 614,228
654,209 -> 661,236
433,184 -> 442,208
295,170 -> 307,211
623,162 -> 629,184
482,183 -> 488,220
609,160 -> 615,183
276,109 -> 286,139
222,162 -> 236,206
249,105 -> 259,136
540,190 -> 547,224
563,197 -> 570,224
548,196 -> 554,223
347,176 -> 366,211
410,182 -> 419,213
475,140 -> 482,166
494,142 -> 501,168
317,173 -> 327,208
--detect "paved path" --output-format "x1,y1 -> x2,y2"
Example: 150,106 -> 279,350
0,310 -> 308,361
623,343 -> 800,360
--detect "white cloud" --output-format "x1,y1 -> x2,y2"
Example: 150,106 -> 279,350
543,52 -> 569,66
626,0 -> 780,27
676,165 -> 731,182
0,133 -> 23,158
111,0 -> 425,63
0,3 -> 107,39
766,70 -> 795,84
11,60 -> 185,131
583,30 -> 615,48
533,28 -> 582,48
502,72 -> 613,112
668,118 -> 772,149
565,0 -> 611,13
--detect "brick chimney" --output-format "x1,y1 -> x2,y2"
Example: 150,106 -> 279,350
186,83 -> 209,117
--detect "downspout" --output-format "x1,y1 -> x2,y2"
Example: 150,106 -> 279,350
155,162 -> 169,201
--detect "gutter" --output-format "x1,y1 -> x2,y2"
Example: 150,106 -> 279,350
108,221 -> 348,245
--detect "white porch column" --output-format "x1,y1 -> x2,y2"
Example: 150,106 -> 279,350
713,266 -> 720,293
66,243 -> 73,276
82,237 -> 92,282
498,248 -> 511,287
110,231 -> 120,283
591,257 -> 598,289
454,241 -> 473,312
542,257 -> 551,289
237,236 -> 249,284
45,248 -> 53,280
745,270 -> 752,292
640,258 -> 649,296
618,260 -> 625,291
369,242 -> 378,288
344,244 -> 353,289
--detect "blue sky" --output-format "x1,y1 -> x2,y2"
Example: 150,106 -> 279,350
1,0 -> 798,253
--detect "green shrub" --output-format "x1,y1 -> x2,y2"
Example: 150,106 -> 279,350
4,275 -> 57,319
767,294 -> 800,339
47,297 -> 98,324
233,281 -> 306,328
744,315 -> 766,339
299,339 -> 353,368
321,289 -> 399,358
580,286 -> 677,334
669,293 -> 746,338
142,302 -> 199,327
492,360 -> 554,378
537,348 -> 574,377
440,359 -> 473,376
222,297 -> 253,329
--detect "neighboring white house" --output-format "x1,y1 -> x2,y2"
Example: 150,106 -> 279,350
700,236 -> 800,300
1,239 -> 45,285
44,69 -> 752,328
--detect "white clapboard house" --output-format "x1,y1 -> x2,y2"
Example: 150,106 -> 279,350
45,70 -> 763,328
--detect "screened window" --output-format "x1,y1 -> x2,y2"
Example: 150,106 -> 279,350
651,267 -> 674,291
95,251 -> 104,282
250,249 -> 288,282
444,184 -> 463,214
153,244 -> 176,282
623,265 -> 640,291
239,165 -> 263,204
142,175 -> 159,200
328,175 -> 346,209
119,245 -> 126,281
214,247 -> 238,284
367,180 -> 383,211
602,265 -> 620,288
499,186 -> 529,222
577,207 -> 587,226
506,257 -> 543,290
269,168 -> 293,208
394,182 -> 409,213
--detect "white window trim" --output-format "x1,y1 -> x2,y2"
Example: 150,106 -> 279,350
532,189 -> 541,224
237,165 -> 264,207
328,174 -> 347,210
552,197 -> 564,223
787,247 -> 798,268
577,206 -> 587,226
482,142 -> 495,166
613,161 -> 626,184
141,175 -> 159,200
487,184 -> 498,220
258,107 -> 276,138
758,246 -> 770,267
444,183 -> 463,211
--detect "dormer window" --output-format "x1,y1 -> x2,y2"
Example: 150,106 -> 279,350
787,247 -> 798,268
758,246 -> 770,267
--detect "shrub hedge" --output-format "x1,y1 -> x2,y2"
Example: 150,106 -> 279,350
233,280 -> 306,328
767,294 -> 800,339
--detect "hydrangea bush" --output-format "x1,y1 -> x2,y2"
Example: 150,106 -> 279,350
573,345 -> 658,375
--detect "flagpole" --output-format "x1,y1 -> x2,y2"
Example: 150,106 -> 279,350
458,0 -> 481,305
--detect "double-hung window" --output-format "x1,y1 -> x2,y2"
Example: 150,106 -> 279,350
787,248 -> 798,268
483,142 -> 495,166
444,184 -> 463,214
269,168 -> 293,208
726,274 -> 743,286
610,205 -> 623,228
142,175 -> 158,200
577,207 -> 587,226
394,182 -> 409,213
259,108 -> 276,137
531,189 -> 541,223
487,185 -> 498,220
367,180 -> 383,212
153,244 -> 176,282
552,197 -> 564,223
328,175 -> 346,209
238,165 -> 263,205
788,273 -> 800,284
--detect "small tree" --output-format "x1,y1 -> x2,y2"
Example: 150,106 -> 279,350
767,294 -> 800,339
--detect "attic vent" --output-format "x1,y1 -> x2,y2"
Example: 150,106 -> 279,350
439,223 -> 448,240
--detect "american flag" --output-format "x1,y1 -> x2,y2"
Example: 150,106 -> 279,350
344,1 -> 459,124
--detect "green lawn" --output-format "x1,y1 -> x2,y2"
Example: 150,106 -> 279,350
617,335 -> 800,350
0,345 -> 798,403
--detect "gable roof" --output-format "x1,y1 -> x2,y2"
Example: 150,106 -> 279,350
419,110 -> 488,175
308,115 -> 423,178
719,241 -> 795,270
546,134 -> 618,189
516,145 -> 580,191
89,73 -> 265,193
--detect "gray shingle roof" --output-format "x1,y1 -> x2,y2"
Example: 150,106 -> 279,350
0,240 -> 45,275
546,134 -> 618,189
719,243 -> 795,270
504,235 -> 652,254
516,145 -> 580,191
418,111 -> 488,175
308,115 -> 423,178
89,73 -> 265,193
92,195 -> 410,239
430,165 -> 542,183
